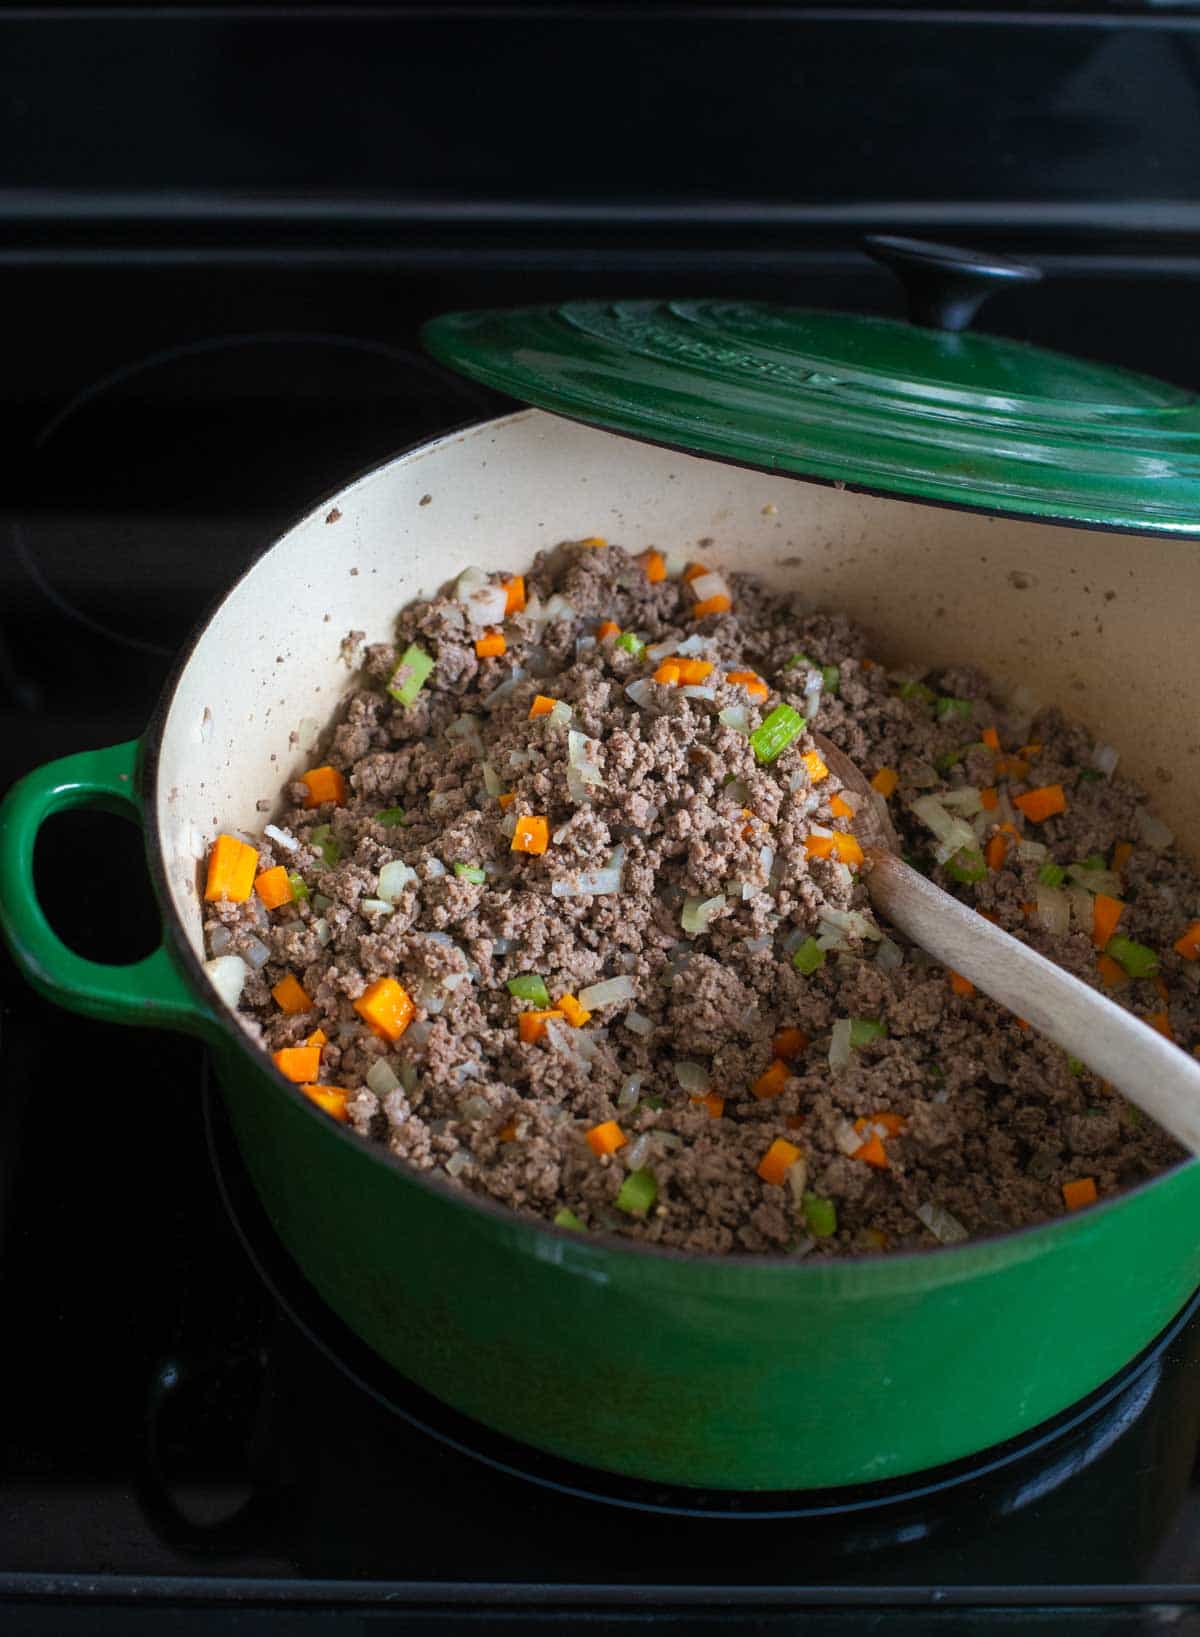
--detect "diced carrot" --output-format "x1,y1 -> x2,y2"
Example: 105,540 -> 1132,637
683,561 -> 708,582
995,757 -> 1031,781
255,864 -> 293,910
860,658 -> 875,670
498,1121 -> 517,1143
785,1115 -> 805,1131
1020,901 -> 1036,916
1013,784 -> 1067,824
1097,953 -> 1129,990
581,536 -> 607,548
949,971 -> 975,997
1174,920 -> 1200,961
676,658 -> 714,685
691,1092 -> 724,1118
1014,1016 -> 1031,1031
727,669 -> 768,701
353,976 -> 415,1042
751,1060 -> 789,1101
1019,742 -> 1042,758
1092,893 -> 1125,950
511,814 -> 549,855
271,973 -> 313,1014
873,1112 -> 907,1137
1062,1177 -> 1097,1211
870,768 -> 898,798
306,1028 -> 328,1046
977,910 -> 998,924
558,993 -> 592,1027
691,594 -> 732,619
1112,841 -> 1133,875
274,1044 -> 322,1083
528,695 -> 558,718
474,630 -> 506,659
981,726 -> 1001,752
586,1120 -> 627,1157
637,548 -> 666,583
1147,1010 -> 1173,1040
985,834 -> 1008,872
503,575 -> 526,615
204,834 -> 259,903
830,793 -> 855,820
653,661 -> 682,685
517,1009 -> 565,1044
802,750 -> 829,784
772,1027 -> 810,1060
804,831 -> 864,866
301,765 -> 347,808
596,620 -> 620,640
1154,975 -> 1169,1001
757,1137 -> 802,1185
854,1133 -> 889,1169
979,787 -> 999,811
498,792 -> 516,810
301,1084 -> 349,1122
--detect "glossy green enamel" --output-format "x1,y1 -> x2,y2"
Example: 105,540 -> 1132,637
423,299 -> 1200,535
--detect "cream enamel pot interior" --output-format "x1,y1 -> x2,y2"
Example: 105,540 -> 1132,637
5,406 -> 1200,1493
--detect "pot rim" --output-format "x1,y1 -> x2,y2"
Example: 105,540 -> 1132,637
139,405 -> 1196,1277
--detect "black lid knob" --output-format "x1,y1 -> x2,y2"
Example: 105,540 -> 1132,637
864,234 -> 1043,333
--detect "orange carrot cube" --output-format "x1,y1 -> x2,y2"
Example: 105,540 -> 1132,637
637,549 -> 666,583
498,1121 -> 518,1143
1013,784 -> 1066,823
653,661 -> 682,685
985,834 -> 1008,872
691,593 -> 732,619
596,620 -> 620,640
683,562 -> 708,582
854,1133 -> 889,1169
772,1027 -> 809,1060
1097,953 -> 1129,990
274,1045 -> 322,1083
581,536 -> 607,548
802,750 -> 829,784
558,993 -> 592,1028
301,765 -> 347,808
834,833 -> 864,867
1174,920 -> 1200,961
498,792 -> 516,810
271,973 -> 314,1014
586,1120 -> 627,1157
1147,1010 -> 1173,1040
511,814 -> 549,855
1092,894 -> 1125,950
757,1137 -> 802,1185
503,575 -> 526,614
1062,1177 -> 1097,1211
870,768 -> 898,798
979,787 -> 999,811
306,1028 -> 328,1046
981,726 -> 1001,752
254,864 -> 293,910
691,1092 -> 725,1118
1112,841 -> 1133,875
675,658 -> 714,685
474,630 -> 506,659
727,669 -> 768,701
517,1009 -> 565,1044
301,1084 -> 349,1122
830,793 -> 854,820
949,970 -> 975,998
204,834 -> 259,903
528,695 -> 557,719
751,1060 -> 789,1101
353,976 -> 415,1042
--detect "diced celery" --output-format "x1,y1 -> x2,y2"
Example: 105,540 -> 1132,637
507,973 -> 550,1007
615,631 -> 646,658
936,696 -> 973,722
784,651 -> 815,671
388,643 -> 435,707
615,1169 -> 658,1216
376,807 -> 406,827
1038,862 -> 1066,887
945,847 -> 986,884
554,1209 -> 586,1232
454,863 -> 487,884
1067,1055 -> 1085,1077
642,1095 -> 665,1111
899,680 -> 936,705
791,937 -> 825,976
287,871 -> 309,902
1105,935 -> 1159,979
821,664 -> 841,695
803,1192 -> 837,1238
310,824 -> 341,868
849,1018 -> 887,1047
750,703 -> 805,764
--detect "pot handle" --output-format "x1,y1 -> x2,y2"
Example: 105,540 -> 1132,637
0,739 -> 215,1036
864,234 -> 1042,332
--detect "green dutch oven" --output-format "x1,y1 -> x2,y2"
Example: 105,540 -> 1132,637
5,249 -> 1200,1492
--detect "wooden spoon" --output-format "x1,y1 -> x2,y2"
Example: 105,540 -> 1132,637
813,732 -> 1200,1155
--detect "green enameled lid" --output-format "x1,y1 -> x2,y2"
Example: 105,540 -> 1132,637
422,294 -> 1200,536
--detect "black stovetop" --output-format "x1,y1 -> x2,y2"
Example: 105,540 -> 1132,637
5,232 -> 1200,1627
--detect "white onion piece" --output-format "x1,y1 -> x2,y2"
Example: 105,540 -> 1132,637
941,786 -> 983,817
500,811 -> 519,839
313,917 -> 331,947
482,665 -> 528,712
360,898 -> 395,917
816,924 -> 847,952
454,565 -> 486,603
1091,743 -> 1119,778
366,1059 -> 400,1097
567,730 -> 603,784
674,1060 -> 710,1093
625,678 -> 667,713
618,1074 -> 643,1108
565,767 -> 593,804
263,824 -> 298,852
1067,865 -> 1122,897
242,935 -> 271,971
648,633 -> 708,662
405,1019 -> 433,1048
743,935 -> 772,954
876,937 -> 904,972
786,1152 -> 810,1204
412,977 -> 445,1014
664,551 -> 688,579
1067,885 -> 1094,933
445,1150 -> 469,1178
626,1133 -> 652,1170
834,1118 -> 862,1156
718,704 -> 749,734
466,583 -> 508,629
207,924 -> 232,956
911,795 -> 956,841
575,636 -> 596,658
1034,883 -> 1070,937
205,954 -> 248,1008
624,1010 -> 653,1036
821,906 -> 882,941
451,1059 -> 482,1083
689,571 -> 730,604
1016,839 -> 1048,862
425,858 -> 447,879
934,818 -> 978,865
548,701 -> 573,728
803,673 -> 824,721
377,861 -> 418,902
482,761 -> 504,798
917,1201 -> 969,1244
996,788 -> 1018,829
829,1018 -> 852,1072
1136,808 -> 1174,851
552,864 -> 622,897
681,894 -> 726,936
681,685 -> 717,701
578,975 -> 637,1009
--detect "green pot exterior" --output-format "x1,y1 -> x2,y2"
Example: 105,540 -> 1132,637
4,735 -> 1199,1492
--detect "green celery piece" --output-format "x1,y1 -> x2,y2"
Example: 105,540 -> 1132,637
936,743 -> 984,773
554,1208 -> 586,1232
1078,769 -> 1102,783
936,696 -> 973,722
1083,851 -> 1107,871
454,863 -> 487,884
803,1192 -> 837,1238
1124,1104 -> 1143,1127
945,847 -> 986,884
615,1169 -> 658,1216
750,703 -> 805,764
311,892 -> 332,912
849,1018 -> 887,1047
1067,1055 -> 1085,1077
791,937 -> 825,976
388,642 -> 435,707
1038,862 -> 1066,887
310,824 -> 342,868
784,651 -> 815,671
376,807 -> 406,827
615,631 -> 646,658
642,1095 -> 665,1111
287,871 -> 309,902
821,664 -> 841,695
507,972 -> 550,1007
898,679 -> 936,705
1105,934 -> 1159,979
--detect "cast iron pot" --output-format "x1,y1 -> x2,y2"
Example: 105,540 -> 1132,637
3,407 -> 1199,1492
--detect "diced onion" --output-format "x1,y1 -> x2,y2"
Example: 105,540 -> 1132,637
941,786 -> 983,817
378,860 -> 418,902
829,1018 -> 852,1072
567,730 -> 603,784
406,1020 -> 433,1048
205,954 -> 248,1008
578,975 -> 637,1009
263,824 -> 298,852
445,1150 -> 470,1178
647,633 -> 708,662
207,924 -> 232,956
466,584 -> 508,628
820,906 -> 882,942
618,1074 -> 643,1108
1034,882 -> 1070,937
575,636 -> 596,658
552,864 -> 623,897
743,935 -> 772,954
366,1059 -> 400,1097
803,671 -> 823,721
664,552 -> 688,579
1016,839 -> 1048,862
313,917 -> 331,947
674,1060 -> 710,1093
548,700 -> 573,728
1067,864 -> 1122,896
242,935 -> 271,971
689,571 -> 730,604
454,566 -> 486,602
543,593 -> 576,624
786,1153 -> 810,1205
1067,884 -> 1094,933
451,1059 -> 482,1083
681,685 -> 717,700
876,937 -> 904,972
624,1010 -> 653,1036
482,666 -> 528,712
917,1201 -> 969,1244
1092,743 -> 1119,778
1136,808 -> 1175,851
834,1118 -> 862,1155
681,893 -> 726,935
625,678 -> 665,713
360,897 -> 395,917
718,704 -> 749,734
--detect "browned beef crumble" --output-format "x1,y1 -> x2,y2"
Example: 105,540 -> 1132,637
206,540 -> 1195,1256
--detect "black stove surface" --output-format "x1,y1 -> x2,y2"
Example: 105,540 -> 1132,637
5,264 -> 1200,1633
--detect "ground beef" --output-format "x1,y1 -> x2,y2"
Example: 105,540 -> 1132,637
206,539 -> 1195,1257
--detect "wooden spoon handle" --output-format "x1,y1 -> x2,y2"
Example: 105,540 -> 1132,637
866,849 -> 1200,1155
